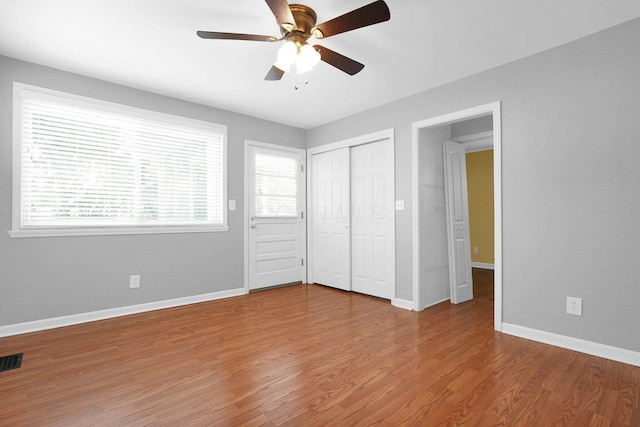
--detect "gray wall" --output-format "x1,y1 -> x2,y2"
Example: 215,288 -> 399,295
450,115 -> 493,139
307,18 -> 640,352
0,56 -> 305,325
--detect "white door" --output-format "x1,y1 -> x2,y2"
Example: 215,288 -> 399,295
311,148 -> 351,291
443,140 -> 473,303
351,140 -> 395,299
248,145 -> 305,290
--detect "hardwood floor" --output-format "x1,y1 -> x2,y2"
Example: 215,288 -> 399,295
472,267 -> 494,303
1,284 -> 639,426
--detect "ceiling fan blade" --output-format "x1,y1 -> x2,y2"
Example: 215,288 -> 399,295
265,65 -> 285,81
314,45 -> 365,75
311,0 -> 390,39
197,31 -> 277,42
265,0 -> 297,30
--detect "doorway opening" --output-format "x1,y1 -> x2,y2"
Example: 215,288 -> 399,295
411,102 -> 502,331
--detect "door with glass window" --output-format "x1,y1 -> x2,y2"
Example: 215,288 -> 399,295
248,144 -> 305,290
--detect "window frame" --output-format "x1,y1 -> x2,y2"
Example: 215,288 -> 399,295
10,82 -> 228,238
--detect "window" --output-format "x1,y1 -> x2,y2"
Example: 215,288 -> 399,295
254,152 -> 298,217
11,84 -> 227,237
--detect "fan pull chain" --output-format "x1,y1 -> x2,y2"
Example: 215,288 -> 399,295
294,74 -> 310,91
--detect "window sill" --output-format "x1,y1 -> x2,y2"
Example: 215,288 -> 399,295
7,225 -> 229,238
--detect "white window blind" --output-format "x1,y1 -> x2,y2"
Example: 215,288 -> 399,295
14,85 -> 227,236
254,152 -> 298,217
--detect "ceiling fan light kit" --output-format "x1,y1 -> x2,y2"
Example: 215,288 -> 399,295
197,0 -> 390,81
273,38 -> 321,74
295,43 -> 321,73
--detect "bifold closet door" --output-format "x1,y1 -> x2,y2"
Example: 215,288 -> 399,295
351,139 -> 395,299
311,148 -> 351,291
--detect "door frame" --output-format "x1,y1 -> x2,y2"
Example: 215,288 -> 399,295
244,140 -> 307,294
306,128 -> 396,303
411,102 -> 503,331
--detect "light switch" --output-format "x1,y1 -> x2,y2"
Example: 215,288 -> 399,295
228,200 -> 236,211
395,200 -> 405,210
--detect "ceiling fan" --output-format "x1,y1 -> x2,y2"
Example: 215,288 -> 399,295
197,0 -> 390,81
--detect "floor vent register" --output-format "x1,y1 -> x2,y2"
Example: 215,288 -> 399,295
0,353 -> 23,372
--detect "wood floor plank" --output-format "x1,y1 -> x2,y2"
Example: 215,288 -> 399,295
1,283 -> 639,426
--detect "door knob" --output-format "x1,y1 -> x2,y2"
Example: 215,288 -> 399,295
251,224 -> 256,229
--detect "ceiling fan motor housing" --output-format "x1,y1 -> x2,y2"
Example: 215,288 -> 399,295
283,4 -> 321,39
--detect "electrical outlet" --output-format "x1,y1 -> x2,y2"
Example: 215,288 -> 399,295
473,247 -> 479,254
130,275 -> 141,289
566,296 -> 582,316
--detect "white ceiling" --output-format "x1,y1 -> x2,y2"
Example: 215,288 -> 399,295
1,1 -> 639,129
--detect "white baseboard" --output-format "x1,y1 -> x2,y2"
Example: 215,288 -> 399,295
0,288 -> 246,338
502,323 -> 640,367
416,297 -> 450,312
392,298 -> 414,311
472,262 -> 495,270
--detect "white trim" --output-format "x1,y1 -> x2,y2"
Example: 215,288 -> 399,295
392,298 -> 414,311
306,128 -> 394,156
411,102 -> 502,332
411,125 -> 420,312
452,130 -> 494,143
502,323 -> 640,367
471,262 -> 495,270
306,128 -> 395,300
244,140 -> 307,294
0,288 -> 245,338
8,225 -> 229,238
424,297 -> 450,310
493,107 -> 503,332
451,130 -> 494,153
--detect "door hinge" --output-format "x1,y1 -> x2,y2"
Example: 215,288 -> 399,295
301,164 -> 304,173
301,211 -> 304,219
301,258 -> 304,266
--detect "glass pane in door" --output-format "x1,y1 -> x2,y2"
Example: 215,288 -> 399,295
254,153 -> 298,217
